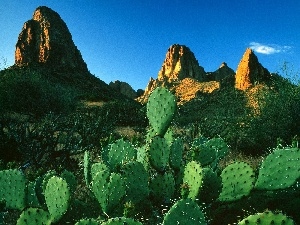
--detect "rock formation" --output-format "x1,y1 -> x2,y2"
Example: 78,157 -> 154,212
109,80 -> 137,99
158,44 -> 206,82
212,62 -> 235,81
15,6 -> 87,71
235,48 -> 270,90
137,44 -> 209,104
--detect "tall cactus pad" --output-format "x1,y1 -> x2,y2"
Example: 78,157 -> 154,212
238,211 -> 295,225
218,161 -> 255,202
0,169 -> 26,210
121,161 -> 149,203
75,218 -> 100,225
91,162 -> 109,181
101,217 -> 143,225
148,136 -> 170,172
199,168 -> 222,203
61,170 -> 77,193
182,161 -> 203,201
163,198 -> 207,225
27,181 -> 40,207
84,150 -> 92,187
16,208 -> 51,225
255,147 -> 300,190
92,171 -> 126,213
108,139 -> 136,170
149,172 -> 175,203
170,138 -> 184,170
45,176 -> 71,223
146,87 -> 176,136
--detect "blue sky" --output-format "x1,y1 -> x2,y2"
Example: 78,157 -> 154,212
1,1 -> 299,90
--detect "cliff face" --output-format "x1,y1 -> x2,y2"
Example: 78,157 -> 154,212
15,6 -> 87,71
235,48 -> 270,90
158,44 -> 206,83
109,80 -> 137,99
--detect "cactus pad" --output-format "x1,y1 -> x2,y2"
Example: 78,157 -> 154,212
218,161 -> 255,202
169,138 -> 184,170
44,176 -> 70,223
148,136 -> 170,172
92,171 -> 126,213
121,161 -> 149,203
101,217 -> 143,225
84,150 -> 92,187
108,139 -> 136,170
255,147 -> 300,190
146,87 -> 176,136
238,210 -> 295,225
204,137 -> 229,160
163,198 -> 207,225
182,161 -> 203,200
149,172 -> 175,203
16,207 -> 51,225
0,169 -> 26,210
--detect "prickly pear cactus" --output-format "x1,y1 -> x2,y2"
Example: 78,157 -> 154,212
204,137 -> 229,160
238,210 -> 295,225
91,162 -> 109,180
16,207 -> 51,225
181,161 -> 203,201
169,138 -> 184,170
101,217 -> 143,225
92,170 -> 126,214
146,87 -> 176,136
75,218 -> 100,225
26,181 -> 40,207
137,145 -> 149,171
218,161 -> 255,202
192,143 -> 216,167
198,168 -> 222,203
44,176 -> 71,223
121,161 -> 149,203
148,136 -> 170,172
61,170 -> 77,193
84,150 -> 92,187
149,172 -> 175,203
255,147 -> 300,190
108,139 -> 136,170
0,169 -> 26,210
163,198 -> 207,225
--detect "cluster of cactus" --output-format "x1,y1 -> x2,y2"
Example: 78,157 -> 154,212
1,87 -> 299,224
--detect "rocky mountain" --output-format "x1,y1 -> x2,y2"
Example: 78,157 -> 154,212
15,6 -> 87,71
11,6 -> 127,102
137,44 -> 234,104
109,80 -> 137,99
235,48 -> 271,90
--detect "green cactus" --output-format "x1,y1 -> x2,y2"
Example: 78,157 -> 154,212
91,162 -> 109,180
108,139 -> 136,170
218,161 -> 255,202
198,168 -> 222,203
238,210 -> 295,225
75,218 -> 100,225
163,198 -> 207,225
16,207 -> 51,225
61,170 -> 77,194
0,169 -> 26,210
255,147 -> 300,190
148,136 -> 170,172
191,143 -> 216,167
181,161 -> 203,201
121,161 -> 149,203
204,137 -> 229,160
35,170 -> 56,207
169,138 -> 184,170
146,87 -> 176,136
137,145 -> 150,171
44,176 -> 71,223
84,150 -> 92,187
26,181 -> 40,207
149,172 -> 175,203
101,217 -> 143,225
92,169 -> 126,214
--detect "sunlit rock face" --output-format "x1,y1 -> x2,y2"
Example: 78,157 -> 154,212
235,48 -> 270,90
15,6 -> 87,71
157,44 -> 206,83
